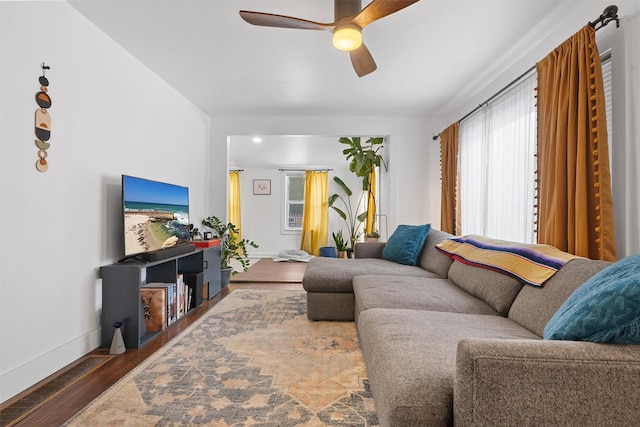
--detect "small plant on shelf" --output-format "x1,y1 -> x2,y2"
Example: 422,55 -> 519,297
188,224 -> 200,241
201,215 -> 258,276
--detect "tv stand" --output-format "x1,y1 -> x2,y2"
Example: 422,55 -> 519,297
100,242 -> 221,349
117,244 -> 196,264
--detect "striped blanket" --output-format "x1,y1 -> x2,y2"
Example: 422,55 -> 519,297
436,235 -> 581,287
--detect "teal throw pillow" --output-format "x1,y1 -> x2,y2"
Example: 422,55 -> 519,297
382,224 -> 431,266
544,254 -> 640,344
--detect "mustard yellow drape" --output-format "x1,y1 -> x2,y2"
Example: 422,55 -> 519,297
228,170 -> 241,240
440,122 -> 460,235
300,171 -> 328,256
365,167 -> 376,235
536,25 -> 616,261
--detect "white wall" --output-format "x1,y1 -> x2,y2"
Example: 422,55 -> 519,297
208,117 -> 441,252
0,2 -> 209,402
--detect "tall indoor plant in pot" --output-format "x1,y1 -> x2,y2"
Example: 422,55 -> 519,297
201,215 -> 258,288
328,176 -> 367,255
339,136 -> 387,237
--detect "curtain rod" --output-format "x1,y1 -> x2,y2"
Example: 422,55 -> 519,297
432,5 -> 619,141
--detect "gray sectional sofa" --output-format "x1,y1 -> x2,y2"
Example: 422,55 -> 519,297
302,228 -> 640,426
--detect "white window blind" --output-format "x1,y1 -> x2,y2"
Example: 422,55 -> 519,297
601,51 -> 613,164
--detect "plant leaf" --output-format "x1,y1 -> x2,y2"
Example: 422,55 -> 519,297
331,206 -> 347,221
333,176 -> 352,197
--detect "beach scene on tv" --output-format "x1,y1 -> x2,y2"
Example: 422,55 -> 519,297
123,176 -> 190,256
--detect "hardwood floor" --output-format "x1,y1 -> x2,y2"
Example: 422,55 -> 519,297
0,260 -> 305,426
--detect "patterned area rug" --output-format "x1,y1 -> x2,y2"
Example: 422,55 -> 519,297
66,290 -> 378,426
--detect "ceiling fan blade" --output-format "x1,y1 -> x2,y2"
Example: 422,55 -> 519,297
239,11 -> 333,31
352,0 -> 420,29
349,43 -> 377,77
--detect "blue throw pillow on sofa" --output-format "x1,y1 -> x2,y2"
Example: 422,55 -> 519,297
544,254 -> 640,344
382,224 -> 431,266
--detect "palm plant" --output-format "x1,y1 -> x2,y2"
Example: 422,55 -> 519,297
328,176 -> 367,250
201,215 -> 258,275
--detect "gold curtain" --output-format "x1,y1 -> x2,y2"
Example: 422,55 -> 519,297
228,170 -> 242,240
365,167 -> 377,235
536,25 -> 616,260
440,122 -> 460,234
300,171 -> 328,256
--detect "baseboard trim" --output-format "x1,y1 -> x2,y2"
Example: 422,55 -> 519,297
0,328 -> 100,404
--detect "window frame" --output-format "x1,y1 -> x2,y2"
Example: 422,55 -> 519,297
281,171 -> 305,234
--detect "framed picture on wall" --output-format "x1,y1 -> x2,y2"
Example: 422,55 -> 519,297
253,179 -> 271,195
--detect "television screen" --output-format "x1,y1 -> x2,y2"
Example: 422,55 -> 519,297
122,175 -> 190,258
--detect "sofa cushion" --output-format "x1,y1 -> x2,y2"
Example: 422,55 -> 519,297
357,309 -> 539,427
382,224 -> 431,266
544,255 -> 640,343
508,259 -> 611,337
353,275 -> 498,323
448,260 -> 524,316
353,241 -> 386,259
302,257 -> 438,293
418,228 -> 455,277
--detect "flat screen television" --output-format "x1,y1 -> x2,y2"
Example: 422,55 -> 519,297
121,175 -> 191,261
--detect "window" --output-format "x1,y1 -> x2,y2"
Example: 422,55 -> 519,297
283,171 -> 305,232
458,71 -> 537,243
457,51 -> 613,244
601,51 -> 613,164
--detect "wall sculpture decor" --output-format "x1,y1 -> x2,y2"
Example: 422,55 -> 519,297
35,63 -> 52,172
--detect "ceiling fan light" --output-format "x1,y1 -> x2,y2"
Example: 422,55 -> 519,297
332,25 -> 362,51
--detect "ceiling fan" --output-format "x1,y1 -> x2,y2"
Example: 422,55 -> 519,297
239,0 -> 420,77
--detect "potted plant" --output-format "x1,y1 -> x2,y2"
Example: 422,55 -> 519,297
201,215 -> 259,288
365,231 -> 380,242
339,136 -> 387,235
332,230 -> 348,258
188,224 -> 200,241
328,176 -> 367,253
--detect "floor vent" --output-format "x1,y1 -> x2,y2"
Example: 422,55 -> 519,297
0,355 -> 112,426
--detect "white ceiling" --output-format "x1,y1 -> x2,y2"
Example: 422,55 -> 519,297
69,0 -> 637,119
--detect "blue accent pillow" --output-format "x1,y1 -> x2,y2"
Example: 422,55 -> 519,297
382,224 -> 431,266
544,254 -> 640,343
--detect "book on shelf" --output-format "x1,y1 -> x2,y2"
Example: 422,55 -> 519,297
141,282 -> 177,328
140,286 -> 167,332
177,274 -> 185,319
